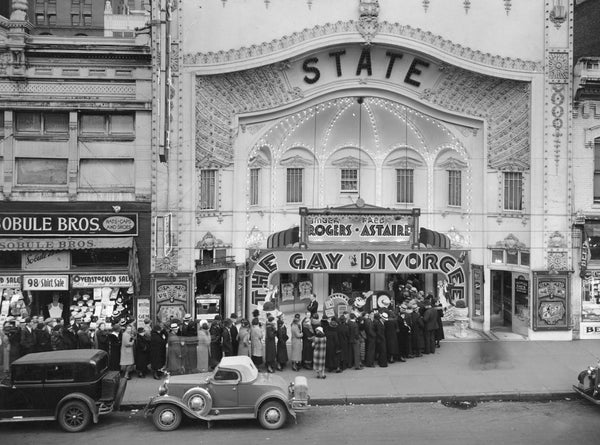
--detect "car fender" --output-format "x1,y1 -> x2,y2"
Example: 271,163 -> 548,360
145,395 -> 202,418
255,391 -> 296,418
55,393 -> 99,424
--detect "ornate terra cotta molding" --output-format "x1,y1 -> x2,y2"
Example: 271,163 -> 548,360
420,65 -> 530,169
547,51 -> 569,84
356,0 -> 380,45
183,21 -> 542,73
195,65 -> 297,169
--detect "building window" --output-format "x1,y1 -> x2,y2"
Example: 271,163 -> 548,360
340,168 -> 358,193
16,158 -> 68,185
503,172 -> 523,211
250,168 -> 259,206
15,112 -> 68,136
79,159 -> 134,189
448,170 -> 462,207
286,168 -> 303,203
594,139 -> 600,202
79,114 -> 135,137
396,169 -> 414,204
200,169 -> 217,210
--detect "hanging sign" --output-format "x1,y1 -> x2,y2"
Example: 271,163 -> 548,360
23,275 -> 69,291
72,274 -> 132,288
0,275 -> 21,288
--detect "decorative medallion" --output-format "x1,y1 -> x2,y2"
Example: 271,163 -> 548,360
547,251 -> 568,272
551,84 -> 565,168
548,230 -> 566,249
547,51 -> 569,84
155,249 -> 179,275
356,0 -> 380,45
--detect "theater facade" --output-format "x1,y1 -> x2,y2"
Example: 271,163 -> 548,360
153,0 -> 578,340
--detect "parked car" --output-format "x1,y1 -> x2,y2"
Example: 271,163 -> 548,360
0,349 -> 127,432
145,355 -> 309,431
574,360 -> 600,405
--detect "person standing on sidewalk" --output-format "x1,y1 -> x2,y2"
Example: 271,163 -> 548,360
348,313 -> 363,370
363,311 -> 376,367
423,296 -> 439,355
209,315 -> 223,369
150,322 -> 167,379
196,320 -> 211,372
374,312 -> 388,368
301,314 -> 315,370
264,315 -> 277,373
434,297 -> 445,348
250,317 -> 264,369
337,314 -> 350,370
290,314 -> 303,371
312,326 -> 327,379
409,301 -> 424,357
276,315 -> 289,370
236,319 -> 251,358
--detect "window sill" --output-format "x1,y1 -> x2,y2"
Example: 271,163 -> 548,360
14,134 -> 69,141
78,135 -> 135,142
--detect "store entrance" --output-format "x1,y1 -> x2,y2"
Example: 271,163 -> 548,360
491,270 -> 512,329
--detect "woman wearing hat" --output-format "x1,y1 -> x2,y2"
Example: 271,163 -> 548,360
311,326 -> 327,379
250,317 -> 264,368
236,319 -> 251,358
120,324 -> 135,379
196,320 -> 211,372
275,315 -> 289,371
264,316 -> 277,373
301,313 -> 315,370
290,314 -> 303,371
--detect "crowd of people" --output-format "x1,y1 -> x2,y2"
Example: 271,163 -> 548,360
0,290 -> 446,381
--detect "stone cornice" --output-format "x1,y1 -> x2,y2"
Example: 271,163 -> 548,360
184,20 -> 543,74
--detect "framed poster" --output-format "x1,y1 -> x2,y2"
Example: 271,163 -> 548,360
532,271 -> 570,331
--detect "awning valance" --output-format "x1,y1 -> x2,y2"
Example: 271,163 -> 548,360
0,237 -> 133,251
419,228 -> 451,250
267,227 -> 299,249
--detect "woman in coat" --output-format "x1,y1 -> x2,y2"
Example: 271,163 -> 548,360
166,320 -> 184,374
301,314 -> 315,370
249,318 -> 264,368
150,323 -> 168,379
276,316 -> 289,370
264,316 -> 277,373
311,326 -> 327,379
290,314 -> 303,371
196,320 -> 211,372
237,319 -> 251,357
324,318 -> 341,373
107,324 -> 122,372
337,315 -> 350,370
120,324 -> 135,379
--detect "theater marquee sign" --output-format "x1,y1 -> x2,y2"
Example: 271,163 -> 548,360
249,249 -> 466,305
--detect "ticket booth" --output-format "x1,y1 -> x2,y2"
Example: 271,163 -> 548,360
195,294 -> 221,322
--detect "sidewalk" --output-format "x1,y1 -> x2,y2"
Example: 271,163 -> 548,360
121,335 -> 600,409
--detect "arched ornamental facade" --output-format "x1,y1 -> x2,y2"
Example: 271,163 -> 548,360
151,1 -> 575,340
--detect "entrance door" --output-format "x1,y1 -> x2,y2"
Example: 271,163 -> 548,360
491,270 -> 512,330
491,270 -> 529,336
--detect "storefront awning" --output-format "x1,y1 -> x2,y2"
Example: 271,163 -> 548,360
267,227 -> 299,249
0,237 -> 133,251
419,227 -> 451,250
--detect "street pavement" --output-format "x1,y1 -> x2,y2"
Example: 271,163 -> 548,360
121,333 -> 600,409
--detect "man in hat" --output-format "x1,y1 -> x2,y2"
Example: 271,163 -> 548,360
306,293 -> 319,316
19,317 -> 36,357
374,312 -> 388,368
423,295 -> 439,355
363,311 -> 376,367
228,313 -> 239,356
348,313 -> 363,370
209,315 -> 223,369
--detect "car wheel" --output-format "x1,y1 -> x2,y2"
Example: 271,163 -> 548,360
58,400 -> 91,433
152,404 -> 182,431
258,400 -> 287,430
182,387 -> 212,416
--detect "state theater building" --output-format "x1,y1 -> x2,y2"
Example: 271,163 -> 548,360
152,0 -> 579,340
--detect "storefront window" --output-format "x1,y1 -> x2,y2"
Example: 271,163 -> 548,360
520,251 -> 530,266
506,250 -> 519,265
71,249 -> 129,268
492,249 -> 504,263
582,272 -> 600,322
0,251 -> 21,269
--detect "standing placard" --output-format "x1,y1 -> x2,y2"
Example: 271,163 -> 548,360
532,271 -> 570,331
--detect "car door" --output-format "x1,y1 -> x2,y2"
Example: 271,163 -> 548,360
0,364 -> 45,419
208,369 -> 240,409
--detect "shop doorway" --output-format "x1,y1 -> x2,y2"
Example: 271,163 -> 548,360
491,270 -> 530,336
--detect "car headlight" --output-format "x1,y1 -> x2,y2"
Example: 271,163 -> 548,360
158,378 -> 169,396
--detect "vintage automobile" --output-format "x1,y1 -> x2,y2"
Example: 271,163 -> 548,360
0,349 -> 127,432
574,360 -> 600,405
145,355 -> 309,431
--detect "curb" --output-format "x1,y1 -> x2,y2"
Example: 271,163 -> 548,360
119,391 -> 577,411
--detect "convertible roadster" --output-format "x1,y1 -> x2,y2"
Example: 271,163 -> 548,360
145,355 -> 309,431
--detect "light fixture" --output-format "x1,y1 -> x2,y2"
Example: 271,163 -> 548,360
550,0 -> 567,27
356,97 -> 364,207
112,205 -> 121,213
